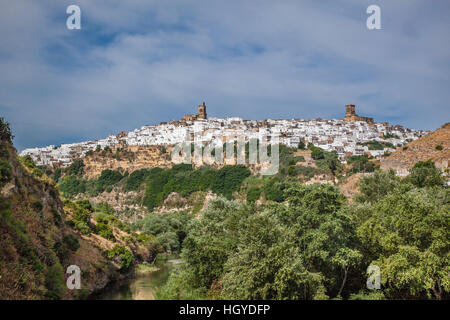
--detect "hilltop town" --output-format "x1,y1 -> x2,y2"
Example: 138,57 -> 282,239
20,103 -> 426,168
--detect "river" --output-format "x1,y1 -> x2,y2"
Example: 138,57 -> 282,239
95,260 -> 180,300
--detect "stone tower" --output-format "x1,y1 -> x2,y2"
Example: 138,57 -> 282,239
345,104 -> 356,117
344,104 -> 374,124
198,101 -> 207,119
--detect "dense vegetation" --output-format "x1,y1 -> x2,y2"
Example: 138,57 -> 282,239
0,123 -> 88,299
157,160 -> 448,300
134,211 -> 193,253
142,164 -> 251,211
346,155 -> 378,174
357,140 -> 395,150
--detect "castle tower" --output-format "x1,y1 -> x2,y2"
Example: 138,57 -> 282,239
345,104 -> 356,117
198,101 -> 207,119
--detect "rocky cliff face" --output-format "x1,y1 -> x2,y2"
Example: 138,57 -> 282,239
82,145 -> 173,179
0,140 -> 136,299
381,123 -> 449,174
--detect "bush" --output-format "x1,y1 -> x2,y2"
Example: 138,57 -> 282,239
347,155 -> 376,174
435,145 -> 443,151
54,234 -> 80,261
246,186 -> 261,204
406,159 -> 444,188
20,155 -> 36,169
75,199 -> 93,212
32,200 -> 44,212
96,169 -> 123,193
95,222 -> 115,241
0,160 -> 12,185
357,140 -> 395,150
311,148 -> 324,160
53,168 -> 62,182
263,179 -> 286,202
44,263 -> 65,299
58,175 -> 86,197
123,169 -> 150,192
65,159 -> 84,176
32,167 -> 43,177
75,221 -> 91,235
107,245 -> 134,271
63,234 -> 80,251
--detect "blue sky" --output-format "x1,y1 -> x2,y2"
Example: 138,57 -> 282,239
1,0 -> 449,151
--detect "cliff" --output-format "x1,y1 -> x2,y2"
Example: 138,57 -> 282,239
0,139 -> 141,299
381,123 -> 449,174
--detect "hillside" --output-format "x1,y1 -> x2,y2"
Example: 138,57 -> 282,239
82,145 -> 172,179
0,129 -> 150,299
381,123 -> 449,174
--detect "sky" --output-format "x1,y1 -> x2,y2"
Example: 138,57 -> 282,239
0,0 -> 449,151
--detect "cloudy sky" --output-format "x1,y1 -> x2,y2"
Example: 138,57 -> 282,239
1,0 -> 449,150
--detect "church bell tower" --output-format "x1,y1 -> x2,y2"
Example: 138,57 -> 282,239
198,101 -> 207,119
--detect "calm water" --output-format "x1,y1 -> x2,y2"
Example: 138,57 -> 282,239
95,262 -> 175,300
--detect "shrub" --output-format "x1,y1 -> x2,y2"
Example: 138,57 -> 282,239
75,199 -> 93,212
0,160 -> 12,185
65,159 -> 84,176
123,169 -> 150,192
21,155 -> 36,169
54,235 -> 79,261
96,169 -> 123,193
357,140 -> 395,150
435,145 -> 443,151
246,186 -> 261,204
53,168 -> 62,182
32,200 -> 44,212
32,167 -> 43,177
406,159 -> 444,188
95,222 -> 115,241
63,234 -> 80,251
263,179 -> 286,202
45,263 -> 65,299
58,175 -> 86,197
107,245 -> 134,271
75,222 -> 91,235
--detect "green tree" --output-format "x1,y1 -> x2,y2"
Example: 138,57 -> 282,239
0,117 -> 14,142
354,187 -> 449,299
246,186 -> 261,204
355,169 -> 400,203
221,213 -> 326,299
0,160 -> 12,186
181,199 -> 250,289
65,159 -> 84,176
406,159 -> 444,188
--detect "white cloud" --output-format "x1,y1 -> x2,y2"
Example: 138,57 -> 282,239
0,0 -> 449,150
